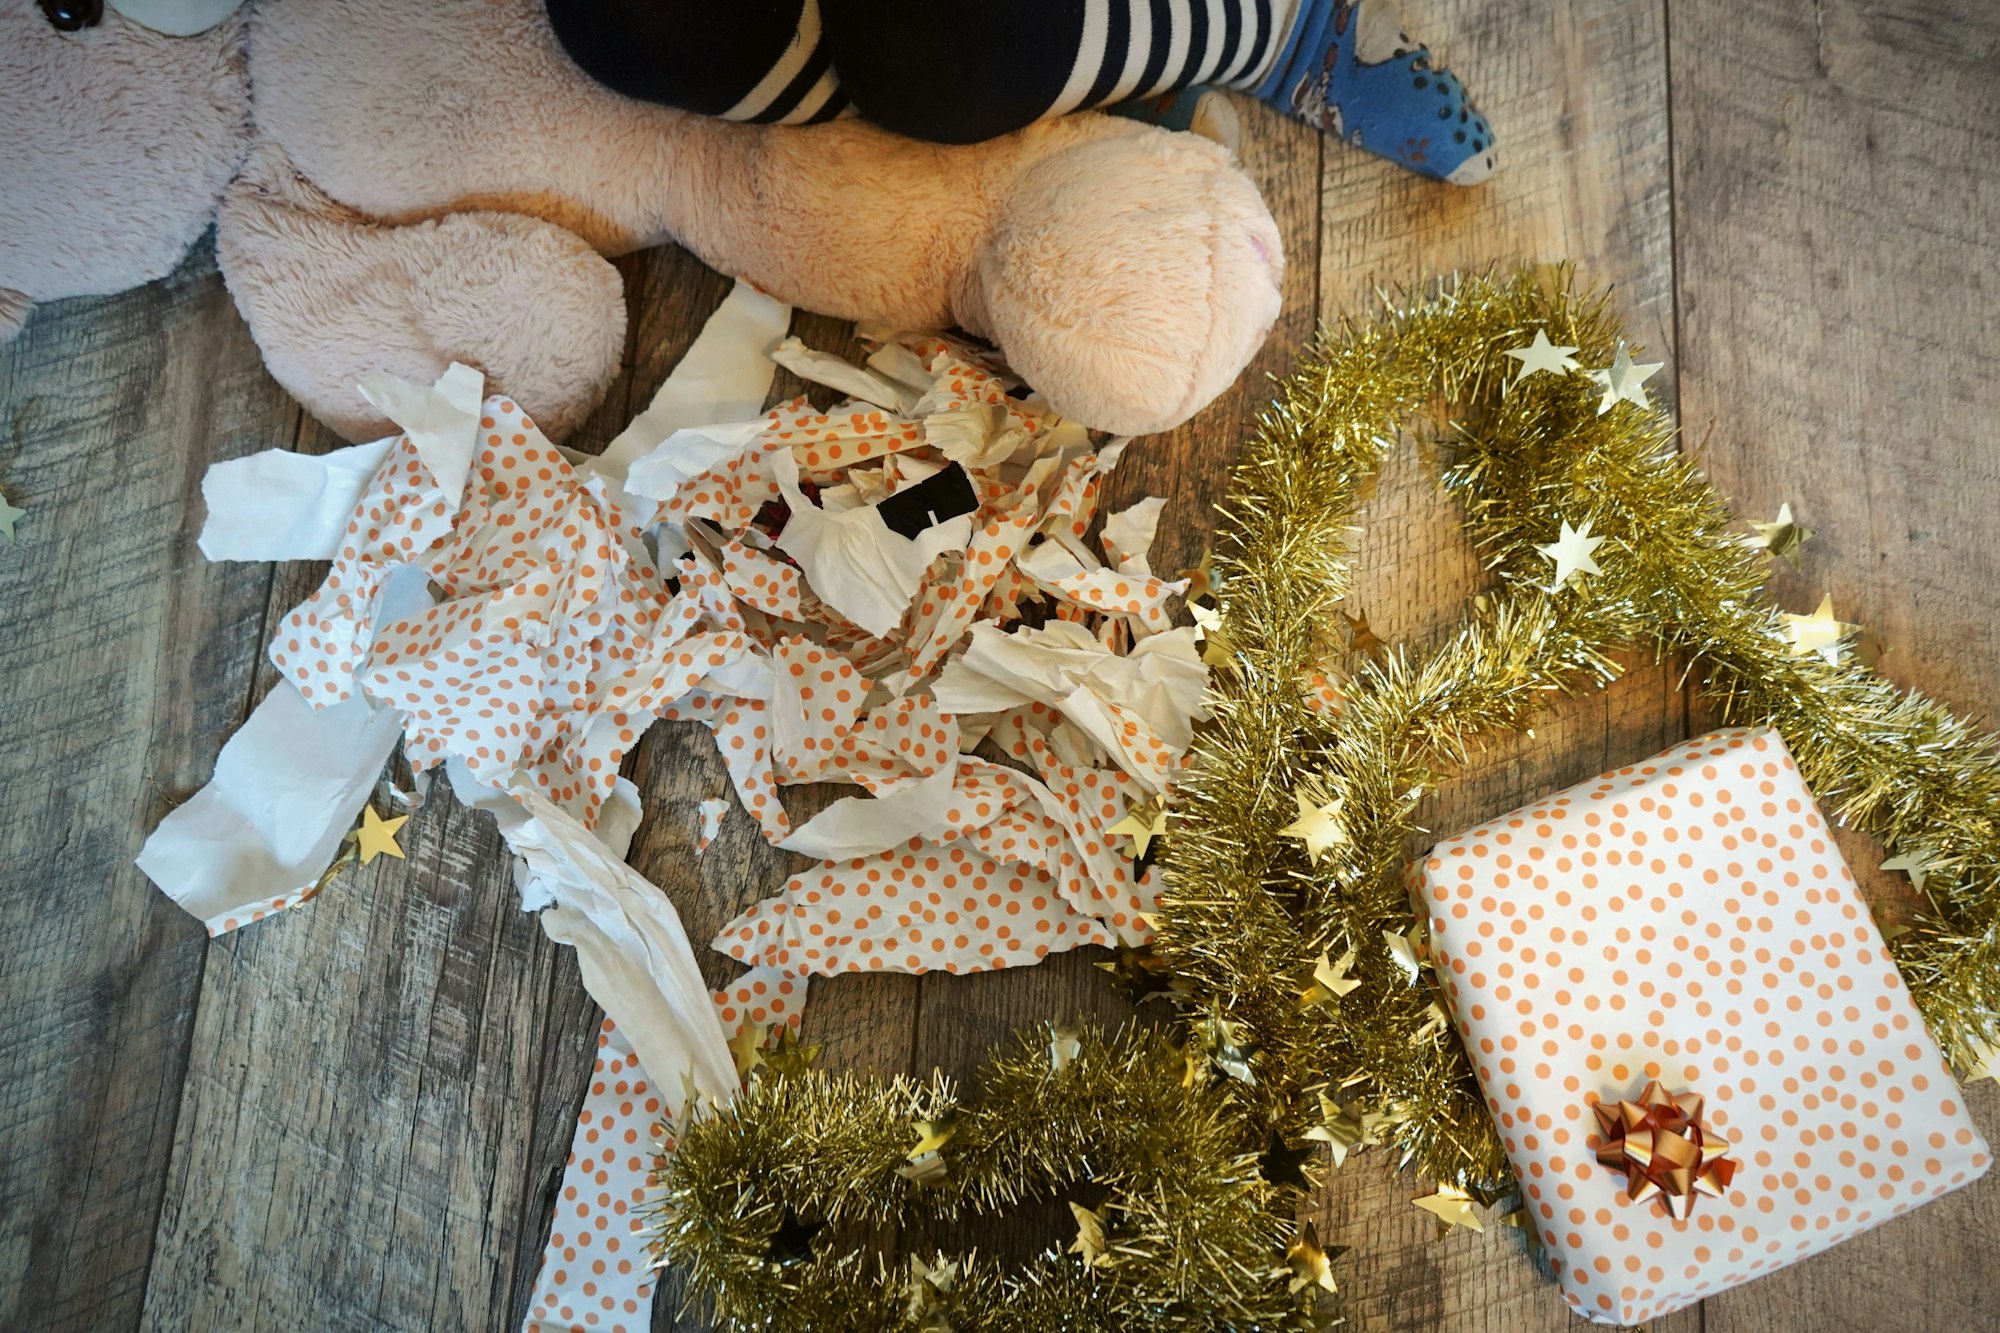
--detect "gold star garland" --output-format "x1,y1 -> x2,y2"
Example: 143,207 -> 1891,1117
1153,267 -> 2000,1205
647,1026 -> 1307,1330
645,268 -> 2000,1327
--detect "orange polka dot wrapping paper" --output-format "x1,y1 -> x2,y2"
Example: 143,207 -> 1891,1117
1417,726 -> 1990,1326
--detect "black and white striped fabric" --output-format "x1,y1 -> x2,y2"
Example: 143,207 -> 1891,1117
547,0 -> 1300,140
1043,0 -> 1299,117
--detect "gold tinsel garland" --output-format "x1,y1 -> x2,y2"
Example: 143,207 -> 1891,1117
650,269 -> 2000,1325
647,1025 -> 1323,1331
1156,267 -> 2000,1200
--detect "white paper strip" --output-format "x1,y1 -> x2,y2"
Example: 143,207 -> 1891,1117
198,437 -> 395,562
588,281 -> 790,488
508,792 -> 737,1105
136,681 -> 403,933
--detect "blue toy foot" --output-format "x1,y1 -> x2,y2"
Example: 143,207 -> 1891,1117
1257,0 -> 1496,184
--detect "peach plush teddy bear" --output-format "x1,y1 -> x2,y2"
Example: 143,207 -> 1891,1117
0,0 -> 1283,439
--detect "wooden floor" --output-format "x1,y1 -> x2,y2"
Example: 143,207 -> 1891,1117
4,1 -> 1999,1328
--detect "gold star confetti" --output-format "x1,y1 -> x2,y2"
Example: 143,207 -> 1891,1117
1107,797 -> 1169,859
351,805 -> 408,865
1536,517 -> 1606,591
1192,1005 -> 1257,1085
1784,593 -> 1858,664
0,489 -> 23,540
1301,948 -> 1361,1008
1068,1202 -> 1111,1269
1260,1129 -> 1317,1191
1047,1022 -> 1082,1072
1280,790 -> 1347,864
1959,1037 -> 2000,1084
1178,548 -> 1215,603
1744,501 -> 1813,562
1340,608 -> 1383,660
904,1253 -> 959,1323
898,1115 -> 956,1184
762,1024 -> 821,1079
1586,341 -> 1663,413
1382,928 -> 1423,983
1285,1221 -> 1342,1295
1879,846 -> 1937,895
729,1020 -> 770,1080
1503,328 -> 1581,382
1305,1093 -> 1369,1168
1414,1184 -> 1485,1234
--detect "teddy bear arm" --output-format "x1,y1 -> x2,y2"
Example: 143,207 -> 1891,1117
216,145 -> 628,443
653,112 -> 1283,435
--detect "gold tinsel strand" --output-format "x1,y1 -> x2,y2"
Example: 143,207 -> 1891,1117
647,1025 -> 1319,1331
651,269 -> 2000,1323
1156,267 -> 2000,1200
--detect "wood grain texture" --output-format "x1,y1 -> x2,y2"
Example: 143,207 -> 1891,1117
3,1 -> 1998,1327
0,247 -> 293,1331
1671,2 -> 2000,1329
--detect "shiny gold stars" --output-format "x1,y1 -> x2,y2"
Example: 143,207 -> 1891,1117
1537,518 -> 1606,591
1413,1184 -> 1485,1234
1745,501 -> 1813,562
1280,790 -> 1347,864
1784,594 -> 1858,664
1503,328 -> 1581,383
1586,341 -> 1663,414
352,805 -> 408,865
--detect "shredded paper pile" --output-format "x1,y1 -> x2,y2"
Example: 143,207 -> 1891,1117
138,282 -> 1207,1329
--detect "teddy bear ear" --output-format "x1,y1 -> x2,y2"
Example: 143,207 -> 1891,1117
103,0 -> 242,37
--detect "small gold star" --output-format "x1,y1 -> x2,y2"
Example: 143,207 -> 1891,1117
1304,1092 -> 1368,1168
1301,948 -> 1361,1008
1537,518 -> 1606,591
1745,501 -> 1813,562
1285,1221 -> 1342,1295
1586,341 -> 1663,414
1414,1184 -> 1485,1234
1068,1202 -> 1111,1268
729,1020 -> 770,1079
1107,798 -> 1169,859
352,806 -> 408,865
1503,329 -> 1581,383
1879,846 -> 1937,894
1784,594 -> 1858,664
898,1115 -> 956,1184
1341,608 -> 1383,660
1280,790 -> 1347,864
1179,548 -> 1215,603
1382,929 -> 1424,983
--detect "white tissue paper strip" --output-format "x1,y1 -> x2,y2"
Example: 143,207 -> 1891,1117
587,281 -> 789,490
136,681 -> 403,934
198,438 -> 394,562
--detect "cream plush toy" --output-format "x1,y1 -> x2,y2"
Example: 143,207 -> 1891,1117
0,0 -> 1284,439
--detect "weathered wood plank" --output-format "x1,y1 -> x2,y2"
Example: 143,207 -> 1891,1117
1312,3 -> 1693,1328
0,245 -> 293,1332
1671,2 -> 2000,1329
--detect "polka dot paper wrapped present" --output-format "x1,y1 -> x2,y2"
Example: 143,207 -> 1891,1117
1416,727 -> 1990,1325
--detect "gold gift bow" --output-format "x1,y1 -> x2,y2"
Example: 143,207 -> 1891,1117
1592,1081 -> 1739,1219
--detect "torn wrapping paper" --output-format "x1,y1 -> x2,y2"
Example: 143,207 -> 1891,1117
142,278 -> 1210,1333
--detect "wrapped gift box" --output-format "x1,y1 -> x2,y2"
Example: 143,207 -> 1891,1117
1417,727 -> 1990,1325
